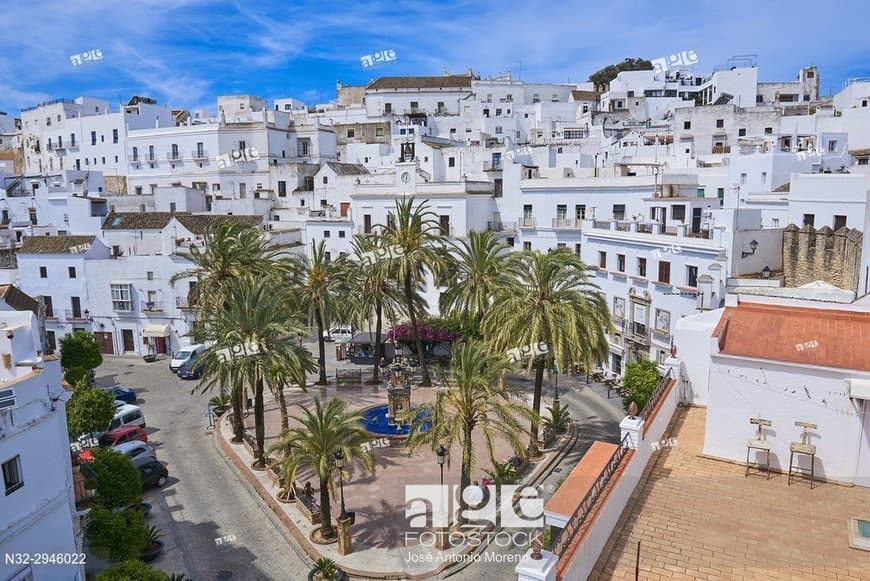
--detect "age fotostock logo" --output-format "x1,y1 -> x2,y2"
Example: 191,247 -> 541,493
405,484 -> 543,529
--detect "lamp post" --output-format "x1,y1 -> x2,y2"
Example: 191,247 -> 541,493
551,361 -> 560,413
334,449 -> 347,520
435,444 -> 448,550
436,444 -> 447,486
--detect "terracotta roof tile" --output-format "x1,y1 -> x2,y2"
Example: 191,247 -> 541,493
367,74 -> 475,90
571,90 -> 600,101
174,214 -> 262,234
0,284 -> 39,314
712,302 -> 870,372
102,211 -> 176,230
325,162 -> 370,176
18,235 -> 96,254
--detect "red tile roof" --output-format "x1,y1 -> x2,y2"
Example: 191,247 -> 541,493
711,302 -> 870,372
545,441 -> 617,519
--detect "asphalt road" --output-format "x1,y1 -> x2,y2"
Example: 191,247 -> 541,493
94,356 -> 313,581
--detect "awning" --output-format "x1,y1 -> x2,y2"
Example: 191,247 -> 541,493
848,379 -> 870,400
142,324 -> 170,337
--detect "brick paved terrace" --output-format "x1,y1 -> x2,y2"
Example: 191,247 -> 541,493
590,406 -> 870,580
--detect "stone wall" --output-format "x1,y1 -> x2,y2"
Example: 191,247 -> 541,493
782,224 -> 863,291
103,174 -> 128,195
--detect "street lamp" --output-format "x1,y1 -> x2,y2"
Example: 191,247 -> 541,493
436,444 -> 447,486
334,449 -> 348,520
552,362 -> 560,413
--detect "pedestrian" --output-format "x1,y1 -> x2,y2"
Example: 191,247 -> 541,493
481,477 -> 490,489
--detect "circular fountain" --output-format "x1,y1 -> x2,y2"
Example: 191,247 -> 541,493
359,363 -> 431,438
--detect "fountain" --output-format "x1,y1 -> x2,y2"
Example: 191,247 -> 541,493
360,363 -> 431,438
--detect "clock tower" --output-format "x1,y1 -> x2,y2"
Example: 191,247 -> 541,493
396,141 -> 417,192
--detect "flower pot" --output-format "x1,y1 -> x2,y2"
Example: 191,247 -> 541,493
143,354 -> 157,363
140,539 -> 164,562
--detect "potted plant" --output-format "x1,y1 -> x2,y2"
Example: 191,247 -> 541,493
209,392 -> 231,416
84,478 -> 97,499
143,343 -> 157,363
308,557 -> 346,581
544,404 -> 572,434
140,525 -> 164,562
129,501 -> 153,517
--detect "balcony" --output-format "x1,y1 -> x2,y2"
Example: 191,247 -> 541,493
487,221 -> 517,233
519,217 -> 537,229
552,218 -> 581,230
625,322 -> 650,345
140,301 -> 164,312
711,145 -> 731,154
175,297 -> 192,309
64,309 -> 86,321
166,152 -> 182,162
191,149 -> 208,160
128,156 -> 141,166
483,161 -> 503,172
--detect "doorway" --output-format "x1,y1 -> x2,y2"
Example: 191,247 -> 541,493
121,329 -> 135,353
95,332 -> 114,355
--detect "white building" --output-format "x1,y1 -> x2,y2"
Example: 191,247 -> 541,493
0,310 -> 82,581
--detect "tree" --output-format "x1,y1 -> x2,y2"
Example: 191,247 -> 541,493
378,197 -> 449,386
405,341 -> 535,522
297,240 -> 340,386
196,275 -> 316,467
267,397 -> 374,540
439,230 -> 511,337
483,249 -> 612,456
588,57 -> 653,91
86,507 -> 148,562
96,560 -> 168,581
621,358 -> 662,413
66,381 -> 115,439
60,330 -> 103,384
88,447 -> 142,509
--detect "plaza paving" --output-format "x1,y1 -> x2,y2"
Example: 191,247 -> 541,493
590,406 -> 870,580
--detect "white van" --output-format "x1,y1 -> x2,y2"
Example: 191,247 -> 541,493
170,344 -> 206,372
107,404 -> 146,432
323,326 -> 354,344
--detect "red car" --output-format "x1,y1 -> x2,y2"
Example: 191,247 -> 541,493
98,426 -> 148,448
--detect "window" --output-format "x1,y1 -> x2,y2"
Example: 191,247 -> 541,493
771,218 -> 780,227
101,156 -> 105,164
384,103 -> 392,114
494,178 -> 503,197
3,455 -> 22,495
338,230 -> 346,238
170,143 -> 179,160
376,127 -> 384,137
617,254 -> 625,272
112,128 -> 119,143
598,251 -> 607,269
523,241 -> 532,251
448,157 -> 455,168
658,261 -> 671,284
761,172 -> 767,184
764,127 -> 773,134
132,146 -> 138,161
322,176 -> 328,185
637,257 -> 647,277
574,243 -> 581,256
740,173 -> 747,185
363,214 -> 372,234
68,267 -> 76,279
496,108 -> 502,116
833,215 -> 847,230
803,213 -> 815,227
111,284 -> 133,311
70,133 -> 76,146
148,145 -> 155,161
90,131 -> 97,145
277,181 -> 287,198
39,266 -> 47,278
683,121 -> 691,130
439,215 -> 450,236
612,204 -> 626,220
738,128 -> 746,136
828,139 -> 838,152
324,230 -> 331,238
43,296 -> 54,318
715,119 -> 724,128
697,187 -> 705,198
686,265 -> 698,288
495,126 -> 503,134
239,140 -> 246,152
347,129 -> 355,138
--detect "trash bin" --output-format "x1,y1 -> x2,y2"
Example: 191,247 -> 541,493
335,344 -> 344,361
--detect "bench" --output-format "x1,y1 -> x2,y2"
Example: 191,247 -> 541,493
335,368 -> 363,386
296,484 -> 322,525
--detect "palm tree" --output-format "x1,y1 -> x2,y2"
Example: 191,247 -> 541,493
439,230 -> 511,337
405,341 -> 535,522
196,275 -> 316,467
298,240 -> 339,386
483,249 -> 611,456
267,397 -> 374,540
378,197 -> 448,387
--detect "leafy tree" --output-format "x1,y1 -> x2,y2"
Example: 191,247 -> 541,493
484,249 -> 612,455
378,197 -> 449,387
66,381 -> 115,439
405,341 -> 535,523
588,57 -> 653,91
267,397 -> 374,540
544,403 -> 572,434
86,507 -> 148,562
296,240 -> 340,386
89,447 -> 142,509
621,358 -> 662,413
60,330 -> 103,383
96,560 -> 168,581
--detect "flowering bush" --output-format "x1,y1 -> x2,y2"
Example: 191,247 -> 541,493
387,318 -> 462,346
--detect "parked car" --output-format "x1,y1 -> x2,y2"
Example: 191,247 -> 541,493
170,344 -> 206,372
114,400 -> 126,410
107,404 -> 146,432
323,326 -> 354,343
103,386 -> 137,404
177,356 -> 205,380
138,460 -> 169,489
113,441 -> 158,467
98,426 -> 148,448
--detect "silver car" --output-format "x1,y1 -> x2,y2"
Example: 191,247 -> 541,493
112,440 -> 158,467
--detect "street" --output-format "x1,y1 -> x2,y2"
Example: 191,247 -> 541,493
93,356 -> 312,580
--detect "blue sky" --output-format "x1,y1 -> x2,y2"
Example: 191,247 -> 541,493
0,0 -> 868,115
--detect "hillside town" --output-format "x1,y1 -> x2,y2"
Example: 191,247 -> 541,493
1,49 -> 869,581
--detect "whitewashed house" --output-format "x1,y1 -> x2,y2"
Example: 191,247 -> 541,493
0,311 -> 82,581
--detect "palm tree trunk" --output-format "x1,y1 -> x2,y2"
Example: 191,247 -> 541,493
230,379 -> 244,443
315,307 -> 328,385
529,359 -> 545,456
319,476 -> 334,539
276,383 -> 289,432
254,372 -> 266,467
403,273 -> 431,387
372,297 -> 383,384
459,423 -> 474,527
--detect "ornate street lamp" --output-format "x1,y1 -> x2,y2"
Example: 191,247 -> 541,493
436,444 -> 447,486
334,449 -> 348,520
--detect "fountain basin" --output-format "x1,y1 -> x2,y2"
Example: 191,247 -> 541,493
360,404 -> 431,437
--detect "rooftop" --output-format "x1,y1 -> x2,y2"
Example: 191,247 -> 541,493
19,235 -> 95,254
0,284 -> 40,314
324,162 -> 370,176
591,407 -> 870,579
712,301 -> 870,372
367,74 -> 475,91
